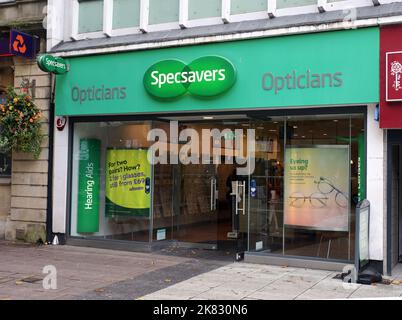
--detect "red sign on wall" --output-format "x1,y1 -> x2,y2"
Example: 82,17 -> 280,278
380,25 -> 402,128
386,51 -> 402,101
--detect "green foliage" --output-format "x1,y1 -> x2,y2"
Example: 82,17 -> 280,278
0,88 -> 44,158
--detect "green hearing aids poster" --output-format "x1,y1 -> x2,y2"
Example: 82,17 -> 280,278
77,139 -> 101,233
105,149 -> 151,217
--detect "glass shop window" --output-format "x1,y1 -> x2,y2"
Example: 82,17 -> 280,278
71,121 -> 153,242
249,114 -> 365,262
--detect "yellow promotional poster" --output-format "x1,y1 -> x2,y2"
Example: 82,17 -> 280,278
105,149 -> 151,217
284,146 -> 350,232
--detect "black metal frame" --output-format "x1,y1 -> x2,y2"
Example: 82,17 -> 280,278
46,75 -> 55,244
386,130 -> 402,275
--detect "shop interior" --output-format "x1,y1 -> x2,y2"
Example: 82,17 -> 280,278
70,111 -> 364,262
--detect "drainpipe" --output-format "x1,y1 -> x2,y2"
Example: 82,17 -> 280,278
46,73 -> 55,244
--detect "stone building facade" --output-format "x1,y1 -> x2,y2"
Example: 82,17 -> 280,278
0,0 -> 51,243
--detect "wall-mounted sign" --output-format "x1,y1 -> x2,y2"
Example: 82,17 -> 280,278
37,55 -> 69,75
56,116 -> 67,131
144,56 -> 236,99
9,30 -> 39,59
386,51 -> 402,102
55,28 -> 379,116
380,25 -> 402,128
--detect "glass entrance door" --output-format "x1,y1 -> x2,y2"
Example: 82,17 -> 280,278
174,163 -> 218,249
151,118 -> 251,252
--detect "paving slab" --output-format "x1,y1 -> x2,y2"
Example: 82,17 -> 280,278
349,284 -> 402,299
3,241 -> 402,300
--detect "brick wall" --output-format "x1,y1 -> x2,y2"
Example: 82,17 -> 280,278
4,57 -> 51,243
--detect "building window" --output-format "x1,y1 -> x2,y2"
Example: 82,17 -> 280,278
0,153 -> 11,178
276,0 -> 317,9
188,0 -> 222,20
112,0 -> 141,30
0,90 -> 11,178
230,0 -> 267,15
69,0 -> 378,39
71,121 -> 153,241
78,0 -> 104,34
149,0 -> 180,25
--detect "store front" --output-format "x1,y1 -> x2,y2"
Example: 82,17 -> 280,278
380,24 -> 402,275
52,27 -> 379,268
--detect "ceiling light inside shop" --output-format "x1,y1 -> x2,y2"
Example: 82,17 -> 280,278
203,116 -> 214,120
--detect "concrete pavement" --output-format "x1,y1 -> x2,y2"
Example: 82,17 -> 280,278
1,241 -> 402,300
141,263 -> 402,300
0,241 -> 221,300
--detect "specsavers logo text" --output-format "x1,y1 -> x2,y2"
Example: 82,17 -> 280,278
143,56 -> 236,99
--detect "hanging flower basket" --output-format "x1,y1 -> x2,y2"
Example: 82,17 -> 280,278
0,88 -> 44,159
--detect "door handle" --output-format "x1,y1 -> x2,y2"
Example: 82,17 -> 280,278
210,178 -> 217,211
238,181 -> 246,216
213,178 -> 217,211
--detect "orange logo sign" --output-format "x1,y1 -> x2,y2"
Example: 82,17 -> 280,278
12,35 -> 27,54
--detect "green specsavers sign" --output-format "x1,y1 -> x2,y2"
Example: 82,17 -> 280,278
143,56 -> 236,99
38,54 -> 69,75
55,28 -> 379,116
105,149 -> 151,217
